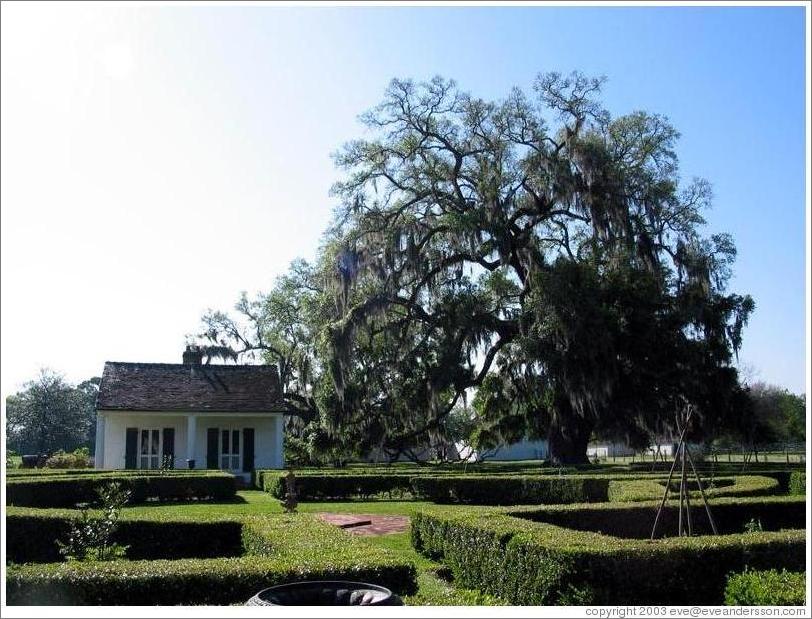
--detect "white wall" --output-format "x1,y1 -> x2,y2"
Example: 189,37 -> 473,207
102,413 -> 188,470
587,443 -> 637,458
193,415 -> 283,469
99,411 -> 284,471
486,439 -> 549,461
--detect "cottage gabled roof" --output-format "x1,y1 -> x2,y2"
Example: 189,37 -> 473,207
97,361 -> 287,413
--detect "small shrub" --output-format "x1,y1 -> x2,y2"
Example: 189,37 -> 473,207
57,482 -> 131,562
281,470 -> 298,513
159,454 -> 174,473
743,518 -> 763,534
45,448 -> 91,469
725,569 -> 806,606
788,471 -> 805,495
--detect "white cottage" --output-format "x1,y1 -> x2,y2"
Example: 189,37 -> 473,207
94,347 -> 288,477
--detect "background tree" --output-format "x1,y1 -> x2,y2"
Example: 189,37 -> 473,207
317,72 -> 753,464
5,369 -> 98,455
197,259 -> 324,419
740,382 -> 806,445
195,258 -> 343,464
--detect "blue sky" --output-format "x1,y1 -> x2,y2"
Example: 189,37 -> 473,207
1,4 -> 807,395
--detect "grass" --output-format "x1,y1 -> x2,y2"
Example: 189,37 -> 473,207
406,571 -> 507,605
116,490 -> 432,518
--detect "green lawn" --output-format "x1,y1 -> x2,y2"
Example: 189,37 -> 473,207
115,490 -> 504,605
118,490 -> 433,518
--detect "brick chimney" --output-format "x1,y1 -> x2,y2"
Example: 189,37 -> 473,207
182,345 -> 203,365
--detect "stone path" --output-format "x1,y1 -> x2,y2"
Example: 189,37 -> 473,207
317,513 -> 410,536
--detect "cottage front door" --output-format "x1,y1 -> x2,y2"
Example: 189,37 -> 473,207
219,427 -> 241,472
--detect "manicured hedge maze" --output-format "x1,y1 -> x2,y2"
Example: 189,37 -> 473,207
411,497 -> 806,605
606,475 -> 780,503
410,475 -> 610,505
256,468 -> 788,505
510,495 -> 806,538
258,470 -> 414,500
259,470 -> 612,504
6,471 -> 237,507
6,513 -> 417,605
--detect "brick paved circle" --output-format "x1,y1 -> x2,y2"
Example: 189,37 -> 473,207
317,513 -> 410,536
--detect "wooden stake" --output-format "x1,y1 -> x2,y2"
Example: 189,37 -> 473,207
651,422 -> 690,540
678,444 -> 685,537
683,443 -> 693,536
685,445 -> 718,535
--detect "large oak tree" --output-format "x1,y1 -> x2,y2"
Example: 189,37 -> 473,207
317,72 -> 753,464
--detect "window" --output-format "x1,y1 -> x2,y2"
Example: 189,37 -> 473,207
220,428 -> 240,470
139,429 -> 161,469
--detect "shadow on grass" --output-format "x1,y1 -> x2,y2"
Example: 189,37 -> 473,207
126,494 -> 250,508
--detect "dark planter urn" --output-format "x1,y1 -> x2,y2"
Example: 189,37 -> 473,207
21,454 -> 45,468
245,581 -> 403,606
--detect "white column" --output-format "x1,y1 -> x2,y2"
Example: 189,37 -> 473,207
94,413 -> 105,469
276,415 -> 285,468
186,415 -> 197,468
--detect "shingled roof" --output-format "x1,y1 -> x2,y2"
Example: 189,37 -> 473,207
97,361 -> 287,413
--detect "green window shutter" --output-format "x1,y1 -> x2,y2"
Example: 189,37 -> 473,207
243,428 -> 255,472
162,428 -> 175,468
206,428 -> 219,469
125,428 -> 138,469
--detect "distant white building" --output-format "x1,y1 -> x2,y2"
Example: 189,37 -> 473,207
365,434 -> 678,464
586,442 -> 636,459
587,440 -> 678,459
471,437 -> 678,462
483,439 -> 549,461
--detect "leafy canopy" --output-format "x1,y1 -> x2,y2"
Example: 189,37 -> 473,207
198,72 -> 754,464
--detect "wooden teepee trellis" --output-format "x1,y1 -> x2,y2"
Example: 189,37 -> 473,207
650,403 -> 718,539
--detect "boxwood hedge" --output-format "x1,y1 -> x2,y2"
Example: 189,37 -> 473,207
410,475 -> 610,505
510,496 -> 806,538
258,471 -> 414,500
6,514 -> 417,605
6,508 -> 244,563
6,472 -> 237,507
607,475 -> 780,503
258,471 -> 611,504
7,468 -> 223,478
256,468 -> 794,505
411,499 -> 806,605
725,569 -> 806,606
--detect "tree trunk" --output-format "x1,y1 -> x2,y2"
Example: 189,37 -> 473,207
547,412 -> 592,465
